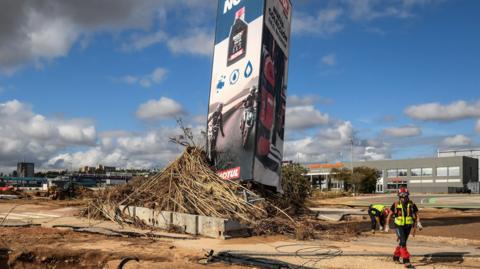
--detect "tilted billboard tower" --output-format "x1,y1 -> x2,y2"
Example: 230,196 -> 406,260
207,0 -> 292,192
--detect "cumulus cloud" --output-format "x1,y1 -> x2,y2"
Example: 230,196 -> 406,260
441,135 -> 472,147
122,28 -> 213,57
293,8 -> 344,36
165,29 -> 213,56
122,31 -> 168,52
293,1 -> 441,37
0,1 -> 215,73
288,95 -> 333,107
0,98 -> 204,172
45,128 -> 185,170
383,125 -> 422,137
136,97 -> 184,121
0,99 -> 96,170
285,106 -> 330,130
322,53 -> 337,66
284,120 -> 390,163
119,67 -> 168,88
405,100 -> 480,121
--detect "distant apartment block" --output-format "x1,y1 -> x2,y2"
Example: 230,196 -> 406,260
17,162 -> 34,178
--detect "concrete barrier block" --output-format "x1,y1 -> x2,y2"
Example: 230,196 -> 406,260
172,212 -> 198,235
118,205 -> 136,219
153,211 -> 172,229
136,207 -> 154,225
197,216 -> 249,238
198,215 -> 226,238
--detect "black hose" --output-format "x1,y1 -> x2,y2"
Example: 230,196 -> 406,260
220,250 -> 480,258
117,256 -> 139,269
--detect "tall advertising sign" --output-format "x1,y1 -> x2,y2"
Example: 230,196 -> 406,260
207,0 -> 292,192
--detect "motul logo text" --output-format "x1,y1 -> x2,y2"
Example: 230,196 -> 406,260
217,167 -> 241,180
224,0 -> 242,14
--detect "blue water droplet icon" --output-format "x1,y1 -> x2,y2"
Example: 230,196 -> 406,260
244,61 -> 253,78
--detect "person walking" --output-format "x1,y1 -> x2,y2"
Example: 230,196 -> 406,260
385,187 -> 420,269
368,203 -> 390,233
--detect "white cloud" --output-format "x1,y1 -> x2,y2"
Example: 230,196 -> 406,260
0,1 -> 215,73
122,28 -> 213,57
405,100 -> 480,121
45,128 -> 184,170
136,97 -> 184,121
383,125 -> 422,137
293,8 -> 344,36
119,75 -> 138,84
192,115 -> 207,125
285,106 -> 330,130
284,120 -> 390,163
0,99 -> 206,172
122,31 -> 168,52
476,119 -> 480,134
119,67 -> 168,88
441,135 -> 472,147
322,53 -> 336,66
0,99 -> 96,170
166,29 -> 213,56
292,1 -> 441,37
0,98 -> 204,172
347,0 -> 423,21
288,95 -> 333,107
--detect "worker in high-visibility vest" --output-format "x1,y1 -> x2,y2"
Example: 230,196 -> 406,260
386,187 -> 420,269
368,203 -> 390,233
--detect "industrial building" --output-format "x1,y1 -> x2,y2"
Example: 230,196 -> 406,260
438,149 -> 480,193
304,156 -> 479,193
17,162 -> 34,178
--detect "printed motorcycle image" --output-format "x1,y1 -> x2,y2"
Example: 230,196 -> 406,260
240,86 -> 258,149
241,107 -> 254,148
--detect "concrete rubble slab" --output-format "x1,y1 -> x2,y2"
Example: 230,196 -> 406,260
0,195 -> 19,200
116,205 -> 248,239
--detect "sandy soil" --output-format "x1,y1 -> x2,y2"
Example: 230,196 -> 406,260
0,227 -> 249,269
2,198 -> 480,268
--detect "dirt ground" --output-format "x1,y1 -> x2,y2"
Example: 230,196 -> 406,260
0,227 -> 249,269
2,198 -> 480,268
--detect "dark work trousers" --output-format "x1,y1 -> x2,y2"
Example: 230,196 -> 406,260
395,225 -> 412,247
368,208 -> 384,230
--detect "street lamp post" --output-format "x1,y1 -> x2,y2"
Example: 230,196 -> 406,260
350,138 -> 354,193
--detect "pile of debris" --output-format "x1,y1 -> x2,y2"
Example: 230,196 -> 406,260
85,147 -> 297,234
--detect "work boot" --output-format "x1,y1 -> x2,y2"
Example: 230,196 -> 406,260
371,229 -> 375,234
403,258 -> 415,268
393,256 -> 400,263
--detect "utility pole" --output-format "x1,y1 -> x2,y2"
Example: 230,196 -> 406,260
350,138 -> 354,193
350,138 -> 354,171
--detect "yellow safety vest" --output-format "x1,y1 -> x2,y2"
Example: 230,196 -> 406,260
371,204 -> 385,213
394,202 -> 415,226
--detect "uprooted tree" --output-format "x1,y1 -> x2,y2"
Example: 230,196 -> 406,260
280,163 -> 311,212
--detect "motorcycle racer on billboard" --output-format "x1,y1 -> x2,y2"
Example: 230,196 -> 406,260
240,86 -> 258,148
207,103 -> 225,164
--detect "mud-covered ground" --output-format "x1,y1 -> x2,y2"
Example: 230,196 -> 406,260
0,227 -> 249,269
2,197 -> 480,268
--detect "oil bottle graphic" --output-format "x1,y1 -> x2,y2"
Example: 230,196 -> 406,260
227,7 -> 248,67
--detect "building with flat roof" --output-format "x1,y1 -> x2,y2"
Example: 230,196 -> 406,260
17,162 -> 34,178
438,149 -> 480,193
304,156 -> 479,193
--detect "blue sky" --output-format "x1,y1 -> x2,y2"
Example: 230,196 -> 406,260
0,0 -> 479,172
